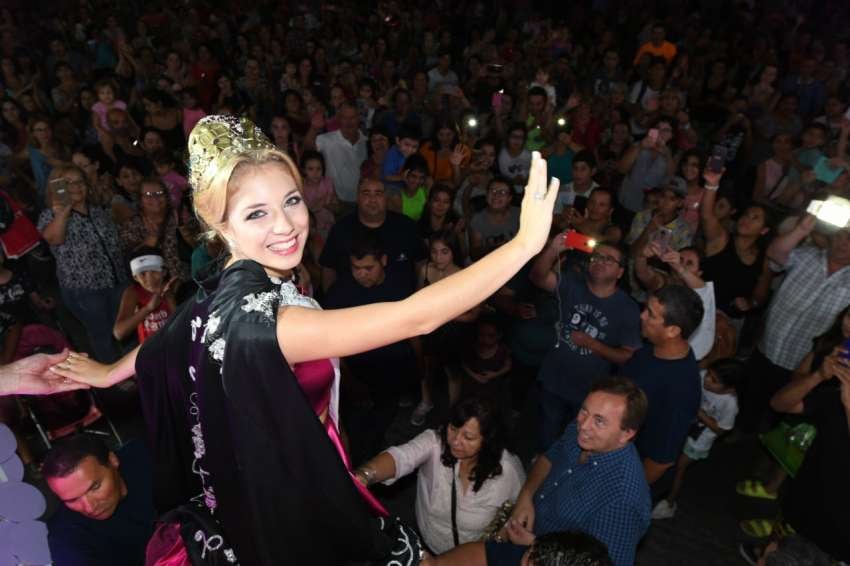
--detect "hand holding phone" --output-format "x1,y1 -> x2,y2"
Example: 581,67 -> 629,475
562,230 -> 597,253
50,179 -> 71,209
708,146 -> 728,174
652,227 -> 673,255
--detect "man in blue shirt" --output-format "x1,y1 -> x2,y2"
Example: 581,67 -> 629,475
44,435 -> 155,566
530,239 -> 642,451
622,285 -> 703,488
425,376 -> 651,566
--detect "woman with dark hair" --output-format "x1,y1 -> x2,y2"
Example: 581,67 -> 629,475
420,118 -> 470,185
141,89 -> 184,151
355,395 -> 525,554
1,97 -> 27,153
360,126 -> 391,181
282,88 -> 311,139
418,184 -> 464,245
699,168 -> 773,321
119,178 -> 190,285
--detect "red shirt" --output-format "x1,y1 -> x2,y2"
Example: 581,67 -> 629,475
134,284 -> 172,343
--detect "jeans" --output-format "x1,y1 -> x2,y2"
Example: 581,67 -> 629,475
60,285 -> 125,363
537,386 -> 578,453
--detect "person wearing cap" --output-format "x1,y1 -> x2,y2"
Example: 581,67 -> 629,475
626,176 -> 693,253
113,247 -> 176,344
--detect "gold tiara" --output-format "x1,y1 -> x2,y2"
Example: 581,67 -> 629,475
187,115 -> 276,194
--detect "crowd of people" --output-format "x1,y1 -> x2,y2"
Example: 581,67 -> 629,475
1,0 -> 849,564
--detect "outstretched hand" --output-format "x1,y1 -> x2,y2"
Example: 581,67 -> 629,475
0,350 -> 90,396
49,351 -> 116,389
516,151 -> 560,254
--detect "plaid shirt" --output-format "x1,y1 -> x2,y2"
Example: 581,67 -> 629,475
761,246 -> 850,370
533,423 -> 651,566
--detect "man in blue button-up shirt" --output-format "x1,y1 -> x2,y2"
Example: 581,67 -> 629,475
425,377 -> 651,566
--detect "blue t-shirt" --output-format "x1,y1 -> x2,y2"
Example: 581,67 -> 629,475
380,145 -> 409,191
47,441 -> 155,566
537,270 -> 642,402
622,346 -> 701,464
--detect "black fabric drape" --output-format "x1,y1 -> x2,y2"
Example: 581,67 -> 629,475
136,260 -> 392,565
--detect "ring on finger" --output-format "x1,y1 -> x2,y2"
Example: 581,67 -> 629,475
533,191 -> 547,200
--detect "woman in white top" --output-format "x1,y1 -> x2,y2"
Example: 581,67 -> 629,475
355,395 -> 526,554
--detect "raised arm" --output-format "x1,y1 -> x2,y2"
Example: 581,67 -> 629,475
766,214 -> 816,266
278,153 -> 560,364
700,168 -> 726,250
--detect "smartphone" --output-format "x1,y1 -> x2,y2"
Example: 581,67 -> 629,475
563,230 -> 597,253
842,336 -> 850,359
708,146 -> 728,173
491,89 -> 504,110
653,227 -> 673,254
647,128 -> 659,144
813,156 -> 844,184
51,179 -> 71,207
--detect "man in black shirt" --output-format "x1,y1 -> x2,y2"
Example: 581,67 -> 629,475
320,177 -> 425,292
44,435 -> 155,566
325,231 -> 422,459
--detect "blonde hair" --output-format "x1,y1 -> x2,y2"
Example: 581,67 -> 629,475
192,147 -> 302,244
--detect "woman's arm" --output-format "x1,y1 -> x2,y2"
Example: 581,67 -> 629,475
50,345 -> 140,387
278,154 -> 559,364
699,181 -> 727,253
112,286 -> 146,340
354,451 -> 397,486
41,206 -> 72,245
771,350 -> 837,414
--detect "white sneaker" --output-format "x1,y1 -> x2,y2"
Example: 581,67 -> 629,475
651,499 -> 677,520
410,401 -> 434,426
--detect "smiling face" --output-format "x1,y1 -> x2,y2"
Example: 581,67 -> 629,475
220,162 -> 309,278
140,181 -> 169,216
576,391 -> 634,453
47,453 -> 126,521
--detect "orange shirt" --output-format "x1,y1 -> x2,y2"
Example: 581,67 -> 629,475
633,41 -> 678,65
419,142 -> 471,184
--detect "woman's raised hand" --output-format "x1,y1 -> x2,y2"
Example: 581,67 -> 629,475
516,151 -> 559,254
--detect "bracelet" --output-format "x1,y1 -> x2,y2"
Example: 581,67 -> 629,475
357,466 -> 377,485
704,184 -> 719,191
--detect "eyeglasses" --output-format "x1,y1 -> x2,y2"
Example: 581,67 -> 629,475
590,252 -> 622,266
66,179 -> 86,189
489,188 -> 511,196
142,190 -> 167,198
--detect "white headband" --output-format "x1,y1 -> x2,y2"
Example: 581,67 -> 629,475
130,255 -> 164,276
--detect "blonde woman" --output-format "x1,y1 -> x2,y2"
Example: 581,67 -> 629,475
51,116 -> 559,565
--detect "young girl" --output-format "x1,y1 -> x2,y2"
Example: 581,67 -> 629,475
299,150 -> 338,239
113,248 -> 177,344
181,88 -> 206,138
90,79 -> 127,143
153,150 -> 189,209
411,230 -> 477,425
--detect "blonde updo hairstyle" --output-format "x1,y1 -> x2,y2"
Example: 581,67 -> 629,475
192,148 -> 303,246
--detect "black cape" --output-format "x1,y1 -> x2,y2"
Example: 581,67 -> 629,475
136,260 -> 393,564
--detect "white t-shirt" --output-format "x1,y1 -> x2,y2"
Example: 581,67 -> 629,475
688,369 -> 738,453
385,429 -> 525,554
316,129 -> 367,203
553,181 -> 600,215
498,148 -> 531,193
689,282 -> 717,361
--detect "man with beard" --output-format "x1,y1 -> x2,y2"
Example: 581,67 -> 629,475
530,239 -> 641,451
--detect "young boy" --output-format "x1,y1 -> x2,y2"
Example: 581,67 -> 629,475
553,149 -> 599,217
388,153 -> 429,221
651,358 -> 744,519
113,248 -> 176,344
381,123 -> 422,191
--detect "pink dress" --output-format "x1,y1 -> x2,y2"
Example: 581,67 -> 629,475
293,359 -> 389,516
91,100 -> 128,132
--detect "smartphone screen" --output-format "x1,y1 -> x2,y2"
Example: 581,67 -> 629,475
708,146 -> 727,173
653,228 -> 672,254
51,180 -> 71,207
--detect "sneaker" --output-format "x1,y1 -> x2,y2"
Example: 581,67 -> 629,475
738,541 -> 764,565
651,499 -> 677,520
410,401 -> 434,426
